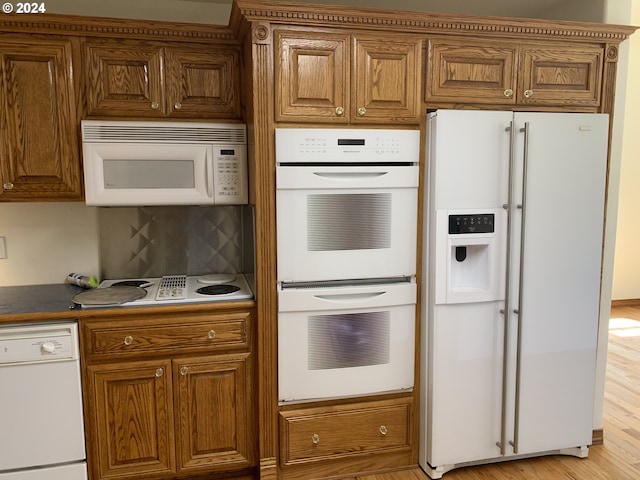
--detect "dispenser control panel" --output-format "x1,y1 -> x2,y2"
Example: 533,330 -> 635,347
449,214 -> 495,234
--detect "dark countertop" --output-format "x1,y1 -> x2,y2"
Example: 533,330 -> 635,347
0,283 -> 84,319
0,283 -> 256,324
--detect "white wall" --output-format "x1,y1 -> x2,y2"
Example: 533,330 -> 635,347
590,0 -> 635,435
542,0 -> 605,22
612,0 -> 640,300
45,0 -> 231,24
0,203 -> 99,286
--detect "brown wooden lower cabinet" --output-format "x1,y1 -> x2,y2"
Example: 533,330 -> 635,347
279,397 -> 414,479
81,309 -> 257,480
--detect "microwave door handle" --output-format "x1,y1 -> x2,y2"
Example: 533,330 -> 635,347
313,292 -> 386,303
313,172 -> 388,181
206,148 -> 214,199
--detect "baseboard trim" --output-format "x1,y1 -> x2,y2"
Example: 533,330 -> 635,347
592,428 -> 604,445
611,298 -> 640,308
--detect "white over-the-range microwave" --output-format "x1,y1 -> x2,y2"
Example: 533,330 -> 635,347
81,120 -> 248,206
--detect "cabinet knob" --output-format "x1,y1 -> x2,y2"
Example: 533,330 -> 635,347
504,89 -> 514,98
524,89 -> 534,98
357,106 -> 367,116
379,425 -> 388,436
208,330 -> 216,339
124,335 -> 133,346
3,182 -> 14,190
180,366 -> 189,376
155,368 -> 164,377
311,433 -> 320,445
335,106 -> 344,116
151,101 -> 160,110
174,102 -> 182,110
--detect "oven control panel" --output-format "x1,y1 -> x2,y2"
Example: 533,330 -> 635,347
275,128 -> 420,164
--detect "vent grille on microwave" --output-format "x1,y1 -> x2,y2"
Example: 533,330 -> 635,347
82,121 -> 247,144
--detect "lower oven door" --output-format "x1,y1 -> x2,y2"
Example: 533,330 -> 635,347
276,165 -> 418,282
278,280 -> 416,403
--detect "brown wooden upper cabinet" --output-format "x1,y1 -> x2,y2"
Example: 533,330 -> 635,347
426,39 -> 604,108
84,40 -> 242,119
276,29 -> 422,124
0,36 -> 82,201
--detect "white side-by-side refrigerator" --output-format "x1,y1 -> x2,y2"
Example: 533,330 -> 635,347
420,110 -> 609,478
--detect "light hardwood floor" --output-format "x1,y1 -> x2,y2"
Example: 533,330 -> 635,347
351,305 -> 640,480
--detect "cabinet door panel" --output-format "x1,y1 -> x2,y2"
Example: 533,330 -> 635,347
175,353 -> 255,473
165,46 -> 241,118
84,41 -> 165,116
426,41 -> 517,105
519,46 -> 603,106
353,36 -> 422,123
276,31 -> 349,123
87,360 -> 175,479
0,39 -> 81,200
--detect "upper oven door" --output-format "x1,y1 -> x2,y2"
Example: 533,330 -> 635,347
83,143 -> 213,206
276,164 -> 418,282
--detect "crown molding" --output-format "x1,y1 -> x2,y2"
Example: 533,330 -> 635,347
232,0 -> 637,43
0,13 -> 237,43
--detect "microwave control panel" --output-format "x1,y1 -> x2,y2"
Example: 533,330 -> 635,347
213,146 -> 248,204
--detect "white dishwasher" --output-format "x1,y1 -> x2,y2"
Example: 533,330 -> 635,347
0,322 -> 87,480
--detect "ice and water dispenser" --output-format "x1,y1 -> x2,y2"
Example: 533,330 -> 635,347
433,209 -> 505,305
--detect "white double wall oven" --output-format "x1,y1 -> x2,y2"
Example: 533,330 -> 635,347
276,128 -> 420,403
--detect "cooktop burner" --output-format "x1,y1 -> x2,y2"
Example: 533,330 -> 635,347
111,280 -> 148,288
196,284 -> 241,296
86,274 -> 254,307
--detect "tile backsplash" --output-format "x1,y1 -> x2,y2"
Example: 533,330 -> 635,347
98,205 -> 254,279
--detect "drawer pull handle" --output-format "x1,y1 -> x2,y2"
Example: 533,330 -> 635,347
180,366 -> 189,376
311,433 -> 320,445
3,182 -> 14,190
379,425 -> 388,436
208,330 -> 216,339
124,336 -> 133,346
155,368 -> 164,377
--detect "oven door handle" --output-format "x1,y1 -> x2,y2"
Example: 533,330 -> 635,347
312,172 -> 388,181
313,292 -> 386,303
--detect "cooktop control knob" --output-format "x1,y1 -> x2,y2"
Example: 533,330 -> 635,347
41,342 -> 56,353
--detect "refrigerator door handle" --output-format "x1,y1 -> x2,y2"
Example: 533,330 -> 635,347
512,121 -> 531,455
498,120 -> 517,455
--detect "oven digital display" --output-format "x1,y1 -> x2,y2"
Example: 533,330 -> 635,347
338,139 -> 366,146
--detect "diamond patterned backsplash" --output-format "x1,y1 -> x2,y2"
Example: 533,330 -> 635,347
98,205 -> 254,280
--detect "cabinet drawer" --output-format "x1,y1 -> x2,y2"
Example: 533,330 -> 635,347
83,312 -> 250,359
280,400 -> 411,465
